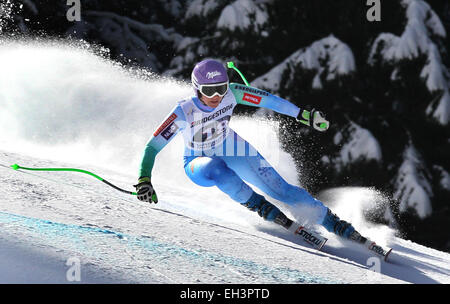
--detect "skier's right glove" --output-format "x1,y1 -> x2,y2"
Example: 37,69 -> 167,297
134,177 -> 158,204
297,108 -> 330,132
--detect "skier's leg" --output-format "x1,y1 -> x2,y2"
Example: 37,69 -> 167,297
184,156 -> 290,225
221,152 -> 328,223
185,156 -> 252,202
220,139 -> 358,239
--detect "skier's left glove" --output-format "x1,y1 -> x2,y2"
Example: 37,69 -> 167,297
297,108 -> 330,132
134,177 -> 158,204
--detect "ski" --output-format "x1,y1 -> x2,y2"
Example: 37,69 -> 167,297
286,221 -> 392,261
365,240 -> 393,261
350,232 -> 393,262
288,224 -> 327,251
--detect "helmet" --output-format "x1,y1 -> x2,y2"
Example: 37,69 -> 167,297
191,59 -> 229,98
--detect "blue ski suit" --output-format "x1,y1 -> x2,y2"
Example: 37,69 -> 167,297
139,83 -> 329,225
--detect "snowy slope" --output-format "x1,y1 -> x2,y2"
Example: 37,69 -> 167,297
1,152 -> 449,284
0,40 -> 449,284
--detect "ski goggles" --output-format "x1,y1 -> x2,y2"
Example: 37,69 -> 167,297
197,82 -> 229,98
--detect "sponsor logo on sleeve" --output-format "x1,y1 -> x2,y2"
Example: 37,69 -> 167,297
233,84 -> 269,96
242,93 -> 262,105
161,122 -> 179,140
154,113 -> 178,136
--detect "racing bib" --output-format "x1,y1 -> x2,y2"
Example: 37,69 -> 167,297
178,92 -> 236,152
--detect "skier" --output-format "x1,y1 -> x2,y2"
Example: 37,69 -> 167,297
135,59 -> 363,244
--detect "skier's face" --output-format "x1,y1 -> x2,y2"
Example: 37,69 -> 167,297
200,93 -> 223,108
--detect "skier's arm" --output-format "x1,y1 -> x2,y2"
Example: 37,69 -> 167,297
136,106 -> 185,204
230,83 -> 329,131
138,105 -> 185,179
230,83 -> 300,117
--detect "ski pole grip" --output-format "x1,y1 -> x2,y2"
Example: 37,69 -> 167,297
227,61 -> 250,86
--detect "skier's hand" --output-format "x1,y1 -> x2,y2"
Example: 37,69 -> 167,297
311,109 -> 330,132
134,177 -> 158,204
297,109 -> 329,132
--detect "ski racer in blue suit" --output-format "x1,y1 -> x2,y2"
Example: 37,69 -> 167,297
135,59 -> 362,241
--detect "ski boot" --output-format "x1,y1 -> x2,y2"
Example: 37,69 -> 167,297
242,193 -> 327,249
242,192 -> 286,223
322,208 -> 392,260
242,192 -> 301,229
321,208 -> 359,240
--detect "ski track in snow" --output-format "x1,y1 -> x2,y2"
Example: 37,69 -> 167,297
1,151 -> 449,284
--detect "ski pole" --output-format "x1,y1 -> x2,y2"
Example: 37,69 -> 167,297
227,61 -> 250,86
10,163 -> 137,196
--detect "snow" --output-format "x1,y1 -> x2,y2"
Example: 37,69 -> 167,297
332,121 -> 382,169
1,151 -> 450,284
1,40 -> 450,284
426,90 -> 450,125
185,0 -> 221,19
369,0 -> 446,62
433,165 -> 450,191
252,35 -> 355,91
369,0 -> 450,125
0,237 -> 129,283
420,43 -> 447,92
175,36 -> 199,52
67,11 -> 183,73
217,0 -> 269,31
439,170 -> 450,191
312,74 -> 323,90
406,0 -> 446,38
0,0 -> 16,33
393,144 -> 433,219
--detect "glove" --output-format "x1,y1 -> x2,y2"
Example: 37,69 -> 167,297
297,108 -> 330,132
310,109 -> 330,132
134,177 -> 158,204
